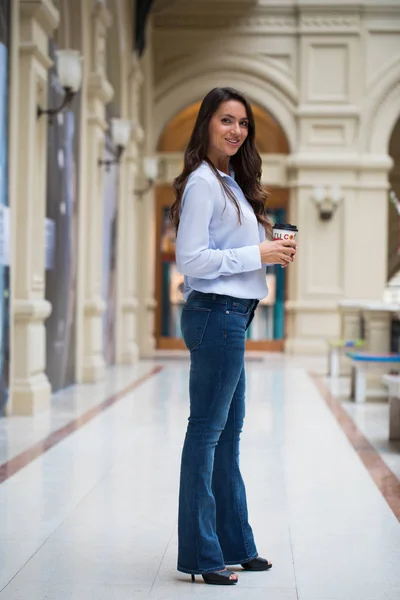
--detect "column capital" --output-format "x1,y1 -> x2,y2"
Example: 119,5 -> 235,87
87,72 -> 114,104
91,0 -> 112,29
130,53 -> 144,86
20,0 -> 59,36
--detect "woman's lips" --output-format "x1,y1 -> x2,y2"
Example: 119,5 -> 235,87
225,138 -> 240,146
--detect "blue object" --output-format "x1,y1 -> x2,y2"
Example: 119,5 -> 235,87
178,292 -> 259,574
346,352 -> 400,362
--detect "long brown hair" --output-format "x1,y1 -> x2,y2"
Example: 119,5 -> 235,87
170,87 -> 271,236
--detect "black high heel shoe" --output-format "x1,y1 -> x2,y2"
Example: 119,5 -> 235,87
241,556 -> 272,571
191,569 -> 238,585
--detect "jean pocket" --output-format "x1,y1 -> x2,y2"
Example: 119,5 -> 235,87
231,301 -> 251,316
181,307 -> 211,351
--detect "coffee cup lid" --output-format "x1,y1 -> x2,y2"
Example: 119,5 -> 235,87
273,223 -> 298,232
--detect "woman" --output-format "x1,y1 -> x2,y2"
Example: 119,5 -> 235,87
171,87 -> 296,586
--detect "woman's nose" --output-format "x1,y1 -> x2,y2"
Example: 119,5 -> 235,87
231,123 -> 240,136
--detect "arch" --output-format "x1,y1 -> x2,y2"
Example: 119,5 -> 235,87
361,54 -> 400,154
157,101 -> 290,154
154,55 -> 297,152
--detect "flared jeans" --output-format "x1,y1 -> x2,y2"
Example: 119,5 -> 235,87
177,291 -> 259,575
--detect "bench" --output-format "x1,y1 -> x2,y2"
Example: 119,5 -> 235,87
382,374 -> 400,441
327,339 -> 364,377
345,351 -> 400,404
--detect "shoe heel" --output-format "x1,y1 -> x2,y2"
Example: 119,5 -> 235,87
191,574 -> 195,583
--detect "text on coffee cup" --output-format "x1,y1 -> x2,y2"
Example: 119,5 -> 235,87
273,232 -> 296,240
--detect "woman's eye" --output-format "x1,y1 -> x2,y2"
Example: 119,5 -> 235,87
240,122 -> 248,128
222,118 -> 231,124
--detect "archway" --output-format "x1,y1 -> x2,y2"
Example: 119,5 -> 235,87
154,100 -> 291,351
362,56 -> 400,156
363,56 -> 400,296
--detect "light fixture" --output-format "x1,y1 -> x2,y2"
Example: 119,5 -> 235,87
135,156 -> 158,200
98,118 -> 132,171
37,50 -> 83,120
312,185 -> 342,221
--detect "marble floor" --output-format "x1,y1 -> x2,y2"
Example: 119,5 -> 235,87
0,356 -> 400,600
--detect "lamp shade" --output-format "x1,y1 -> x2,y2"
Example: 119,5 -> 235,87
143,156 -> 158,180
313,186 -> 325,203
330,185 -> 342,204
56,50 -> 83,93
111,118 -> 131,148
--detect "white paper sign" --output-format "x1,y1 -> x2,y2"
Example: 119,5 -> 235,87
0,204 -> 10,266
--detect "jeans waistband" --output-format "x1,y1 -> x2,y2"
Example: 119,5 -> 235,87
188,291 -> 258,309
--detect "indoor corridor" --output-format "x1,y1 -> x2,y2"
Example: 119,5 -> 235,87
0,356 -> 400,600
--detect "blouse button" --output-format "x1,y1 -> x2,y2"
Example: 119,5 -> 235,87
226,310 -> 230,314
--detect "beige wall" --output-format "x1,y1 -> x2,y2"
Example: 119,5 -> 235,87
147,0 -> 400,355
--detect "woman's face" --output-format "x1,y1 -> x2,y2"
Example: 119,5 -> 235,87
207,100 -> 249,159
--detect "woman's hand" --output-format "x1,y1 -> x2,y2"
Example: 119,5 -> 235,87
259,239 -> 297,266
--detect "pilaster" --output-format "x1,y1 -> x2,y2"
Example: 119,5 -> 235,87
137,33 -> 157,358
11,0 -> 58,414
81,1 -> 113,382
115,55 -> 143,364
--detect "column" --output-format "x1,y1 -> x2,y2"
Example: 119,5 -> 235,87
136,33 -> 157,358
11,0 -> 59,415
114,57 -> 143,364
81,1 -> 113,382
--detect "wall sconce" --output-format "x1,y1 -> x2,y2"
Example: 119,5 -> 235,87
37,49 -> 83,120
135,156 -> 158,200
312,185 -> 342,221
98,118 -> 132,171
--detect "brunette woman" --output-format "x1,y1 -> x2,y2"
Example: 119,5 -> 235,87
171,87 -> 296,586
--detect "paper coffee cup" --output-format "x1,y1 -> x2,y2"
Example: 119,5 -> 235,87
272,223 -> 298,242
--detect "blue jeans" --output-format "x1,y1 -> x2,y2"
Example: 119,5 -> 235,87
177,291 -> 259,575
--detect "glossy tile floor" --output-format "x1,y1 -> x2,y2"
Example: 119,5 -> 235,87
1,357 -> 400,600
322,372 -> 400,481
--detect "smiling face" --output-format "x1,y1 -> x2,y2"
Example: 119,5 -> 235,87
207,100 -> 249,162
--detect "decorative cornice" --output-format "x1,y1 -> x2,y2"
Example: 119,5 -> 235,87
287,153 -> 393,171
154,14 -> 296,30
87,72 -> 114,104
300,13 -> 360,30
19,42 -> 53,70
20,0 -> 59,36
